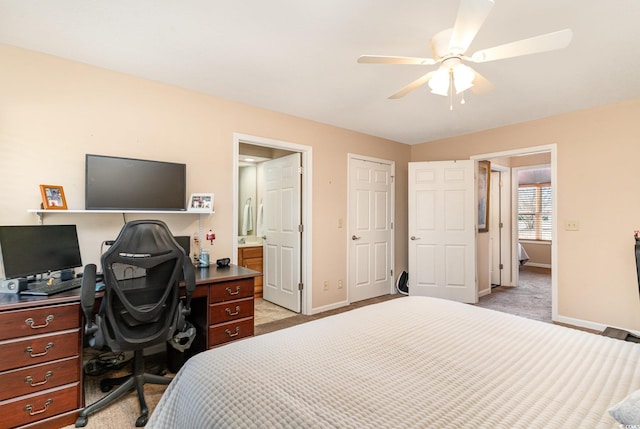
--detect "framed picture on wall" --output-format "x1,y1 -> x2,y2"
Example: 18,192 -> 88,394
187,193 -> 214,213
39,184 -> 68,210
477,161 -> 491,232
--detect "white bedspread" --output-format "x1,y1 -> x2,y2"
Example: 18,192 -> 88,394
148,297 -> 640,428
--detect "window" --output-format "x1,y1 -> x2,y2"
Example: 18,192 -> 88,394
518,183 -> 552,241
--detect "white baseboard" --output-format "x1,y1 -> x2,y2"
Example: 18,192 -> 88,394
554,314 -> 640,337
523,262 -> 552,269
553,314 -> 605,332
478,287 -> 491,298
309,299 -> 349,315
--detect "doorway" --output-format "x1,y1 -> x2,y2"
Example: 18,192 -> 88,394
233,133 -> 313,315
472,144 -> 556,320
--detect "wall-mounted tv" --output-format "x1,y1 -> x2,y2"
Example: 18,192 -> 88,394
85,154 -> 186,211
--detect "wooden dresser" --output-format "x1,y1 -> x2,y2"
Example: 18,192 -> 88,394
0,298 -> 82,429
184,266 -> 258,354
237,246 -> 263,298
207,277 -> 255,347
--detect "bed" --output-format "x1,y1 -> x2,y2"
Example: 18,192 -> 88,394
148,296 -> 640,428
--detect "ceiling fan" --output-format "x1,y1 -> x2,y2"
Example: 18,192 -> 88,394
358,0 -> 572,108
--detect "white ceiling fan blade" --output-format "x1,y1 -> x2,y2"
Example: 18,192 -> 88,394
358,55 -> 435,65
470,70 -> 495,95
449,0 -> 495,54
389,71 -> 437,99
470,29 -> 573,63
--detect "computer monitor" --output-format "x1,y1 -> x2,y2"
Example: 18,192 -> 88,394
0,225 -> 83,279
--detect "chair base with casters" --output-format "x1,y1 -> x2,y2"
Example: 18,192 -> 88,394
75,350 -> 171,427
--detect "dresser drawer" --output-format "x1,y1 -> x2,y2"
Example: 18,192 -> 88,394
208,317 -> 254,347
0,329 -> 80,372
209,297 -> 254,324
0,383 -> 80,428
0,356 -> 80,401
209,279 -> 254,303
0,303 -> 81,341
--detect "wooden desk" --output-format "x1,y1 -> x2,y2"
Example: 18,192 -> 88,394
0,265 -> 259,429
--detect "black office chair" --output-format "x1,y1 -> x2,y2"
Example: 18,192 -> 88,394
75,220 -> 196,428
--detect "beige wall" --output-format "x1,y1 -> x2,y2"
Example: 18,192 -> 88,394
5,42 -> 640,330
0,44 -> 410,312
412,99 -> 640,331
521,242 -> 551,267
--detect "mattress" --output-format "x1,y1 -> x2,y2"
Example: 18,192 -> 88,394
147,296 -> 640,428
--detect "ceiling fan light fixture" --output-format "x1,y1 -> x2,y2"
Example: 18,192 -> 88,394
428,67 -> 450,96
453,64 -> 475,93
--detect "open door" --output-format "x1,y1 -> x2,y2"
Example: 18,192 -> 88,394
262,153 -> 302,312
408,160 -> 477,303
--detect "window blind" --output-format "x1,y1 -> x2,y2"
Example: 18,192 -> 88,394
517,183 -> 552,241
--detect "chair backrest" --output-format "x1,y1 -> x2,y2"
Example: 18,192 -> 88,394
98,220 -> 189,352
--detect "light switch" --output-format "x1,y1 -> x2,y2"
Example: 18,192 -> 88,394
565,220 -> 579,231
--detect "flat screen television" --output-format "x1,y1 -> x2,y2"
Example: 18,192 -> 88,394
0,225 -> 83,279
85,154 -> 186,211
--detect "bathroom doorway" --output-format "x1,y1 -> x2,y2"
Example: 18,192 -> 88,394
232,133 -> 313,315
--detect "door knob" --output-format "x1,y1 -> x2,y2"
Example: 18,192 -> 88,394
410,236 -> 420,240
351,235 -> 361,240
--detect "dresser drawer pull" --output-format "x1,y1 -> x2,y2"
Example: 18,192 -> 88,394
225,306 -> 241,316
25,371 -> 53,387
25,315 -> 54,329
25,342 -> 54,358
225,286 -> 241,296
225,327 -> 240,338
24,399 -> 53,416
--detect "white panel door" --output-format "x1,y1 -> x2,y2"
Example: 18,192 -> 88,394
263,153 -> 301,312
408,161 -> 477,303
348,158 -> 393,302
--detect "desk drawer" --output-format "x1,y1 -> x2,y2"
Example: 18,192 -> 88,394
0,383 -> 80,428
0,329 -> 80,372
208,318 -> 254,347
209,279 -> 254,303
209,297 -> 254,323
0,303 -> 81,341
0,356 -> 80,401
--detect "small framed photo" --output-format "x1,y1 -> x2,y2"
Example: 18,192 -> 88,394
40,184 -> 68,210
187,193 -> 214,213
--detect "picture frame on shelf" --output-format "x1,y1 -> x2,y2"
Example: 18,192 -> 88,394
477,161 -> 491,233
187,193 -> 214,213
39,184 -> 68,210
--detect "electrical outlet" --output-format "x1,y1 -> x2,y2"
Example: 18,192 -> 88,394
337,279 -> 343,289
323,280 -> 329,291
565,220 -> 579,231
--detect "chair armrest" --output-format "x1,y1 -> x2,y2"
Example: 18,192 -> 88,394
182,258 -> 196,315
80,264 -> 97,331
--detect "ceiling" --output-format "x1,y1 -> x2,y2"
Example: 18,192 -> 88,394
1,0 -> 639,145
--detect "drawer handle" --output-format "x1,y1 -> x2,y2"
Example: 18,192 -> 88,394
225,286 -> 241,296
24,399 -> 53,416
25,315 -> 54,329
225,327 -> 240,338
25,342 -> 54,358
25,371 -> 53,387
225,306 -> 241,316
